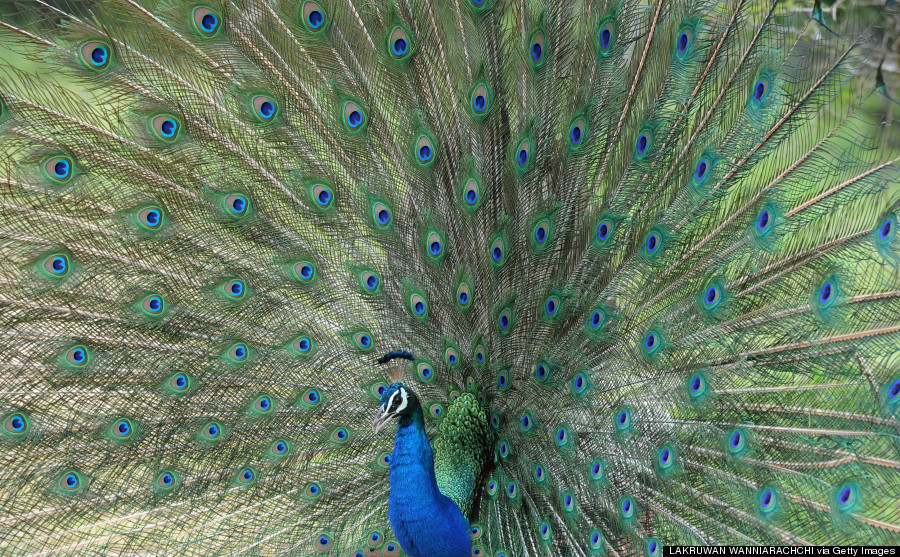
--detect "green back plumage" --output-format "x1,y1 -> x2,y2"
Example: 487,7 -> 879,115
0,0 -> 899,554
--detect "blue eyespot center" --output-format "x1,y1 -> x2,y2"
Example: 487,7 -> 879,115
117,420 -> 130,435
754,80 -> 766,102
72,348 -> 86,364
500,314 -> 509,328
231,282 -> 244,296
347,110 -> 362,128
618,411 -> 628,425
598,222 -> 609,241
570,126 -> 581,145
696,160 -> 708,180
377,209 -> 390,225
465,189 -> 477,204
300,265 -> 313,279
637,134 -> 648,154
11,416 -> 25,431
430,241 -> 442,255
473,95 -> 486,112
162,473 -> 174,485
317,189 -> 331,206
91,46 -> 108,66
535,226 -> 546,243
678,32 -> 688,53
546,299 -> 555,315
55,160 -> 70,179
448,354 -> 457,364
359,335 -> 370,347
531,42 -> 542,62
459,292 -> 469,304
259,101 -> 275,119
517,148 -> 528,166
819,282 -> 834,304
646,234 -> 658,253
201,13 -> 218,32
52,256 -> 67,273
414,301 -> 424,314
66,474 -> 78,487
880,219 -> 893,239
731,431 -> 742,447
208,424 -> 219,437
366,275 -> 378,290
888,380 -> 900,400
145,210 -> 160,226
160,118 -> 177,137
175,374 -> 187,388
762,490 -> 773,507
234,345 -> 246,359
492,246 -> 503,261
308,10 -> 324,29
232,196 -> 246,214
418,145 -> 432,161
393,38 -> 408,56
600,28 -> 611,49
758,210 -> 770,230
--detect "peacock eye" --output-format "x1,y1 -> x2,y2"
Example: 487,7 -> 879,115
252,96 -> 278,123
343,101 -> 366,132
193,7 -> 222,36
152,115 -> 180,140
44,156 -> 73,183
302,2 -> 327,32
81,41 -> 111,69
530,32 -> 545,66
389,27 -> 412,59
415,135 -> 434,164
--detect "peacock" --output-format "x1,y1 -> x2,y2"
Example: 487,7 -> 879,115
1,0 -> 900,553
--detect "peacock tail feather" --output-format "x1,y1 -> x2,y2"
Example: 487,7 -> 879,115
0,0 -> 899,554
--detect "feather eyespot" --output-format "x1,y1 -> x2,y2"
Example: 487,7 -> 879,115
877,215 -> 896,243
293,336 -> 314,354
621,496 -> 635,519
426,232 -> 444,259
615,408 -> 631,430
520,412 -> 533,432
755,209 -> 773,235
688,374 -> 706,397
562,492 -> 575,512
703,285 -> 721,308
303,388 -> 321,406
530,32 -> 545,65
81,41 -> 111,69
539,521 -> 551,540
343,101 -> 366,132
497,370 -> 508,390
64,345 -> 89,367
573,373 -> 587,394
589,309 -> 605,330
498,308 -> 512,333
887,378 -> 900,404
636,130 -> 652,157
202,421 -> 222,440
60,471 -> 82,491
473,345 -> 485,365
534,465 -> 546,482
152,115 -> 180,140
676,27 -> 693,57
238,468 -> 255,484
457,283 -> 472,308
569,118 -> 586,148
444,347 -> 459,367
836,483 -> 858,511
312,184 -> 333,209
534,362 -> 549,381
252,96 -> 278,123
43,254 -> 70,277
389,27 -> 412,60
293,261 -> 316,283
228,343 -> 248,362
752,76 -> 770,104
555,426 -> 569,447
314,534 -> 332,551
382,542 -> 402,557
534,220 -> 549,245
137,206 -> 164,230
506,481 -> 518,499
305,482 -> 322,499
361,272 -> 379,293
471,84 -> 489,115
352,331 -> 373,351
157,471 -> 177,490
643,330 -> 660,354
515,139 -> 530,169
3,412 -> 29,436
759,488 -> 777,513
254,395 -> 273,414
544,296 -> 559,317
271,440 -> 289,456
377,452 -> 392,468
694,159 -> 710,182
490,237 -> 506,265
225,194 -> 249,216
486,479 -> 498,496
417,362 -> 433,382
415,135 -> 434,165
429,404 -> 444,418
302,2 -> 327,32
44,156 -> 73,183
598,19 -> 615,54
596,219 -> 614,244
372,203 -> 392,228
330,427 -> 350,443
224,280 -> 245,299
657,446 -> 674,469
647,538 -> 661,557
728,429 -> 746,454
817,281 -> 836,307
193,7 -> 222,36
590,531 -> 603,549
463,178 -> 481,207
645,232 -> 660,254
590,459 -> 604,480
166,372 -> 191,393
111,418 -> 134,439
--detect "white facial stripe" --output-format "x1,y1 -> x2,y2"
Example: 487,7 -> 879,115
395,388 -> 408,414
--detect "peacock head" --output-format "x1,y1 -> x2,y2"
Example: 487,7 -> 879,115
373,382 -> 421,433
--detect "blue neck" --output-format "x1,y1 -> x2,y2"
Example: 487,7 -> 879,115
387,408 -> 470,557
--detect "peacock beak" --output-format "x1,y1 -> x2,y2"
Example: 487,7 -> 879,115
372,406 -> 398,434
